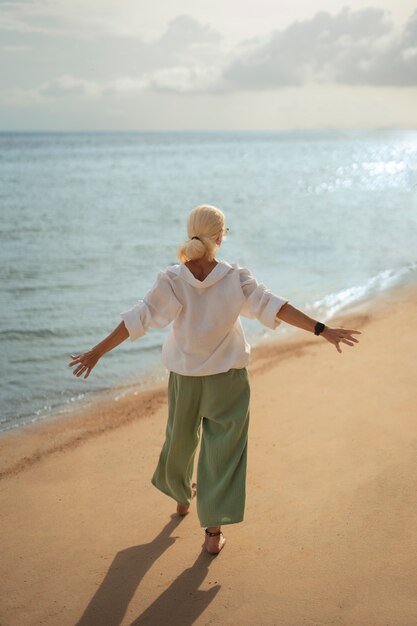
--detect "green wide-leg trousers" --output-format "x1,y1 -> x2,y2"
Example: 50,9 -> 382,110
151,367 -> 251,527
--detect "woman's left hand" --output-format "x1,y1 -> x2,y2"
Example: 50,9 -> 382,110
321,327 -> 361,353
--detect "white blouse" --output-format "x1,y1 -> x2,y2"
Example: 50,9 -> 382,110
120,260 -> 288,376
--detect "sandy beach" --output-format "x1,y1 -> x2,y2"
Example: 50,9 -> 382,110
1,282 -> 417,626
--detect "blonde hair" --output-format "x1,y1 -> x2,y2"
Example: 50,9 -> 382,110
177,205 -> 225,263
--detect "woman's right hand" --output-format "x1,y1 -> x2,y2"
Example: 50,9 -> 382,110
68,321 -> 129,379
68,347 -> 102,379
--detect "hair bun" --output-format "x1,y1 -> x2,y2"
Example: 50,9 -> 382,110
177,204 -> 225,263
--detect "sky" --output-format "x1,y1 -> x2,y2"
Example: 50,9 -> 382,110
0,0 -> 416,130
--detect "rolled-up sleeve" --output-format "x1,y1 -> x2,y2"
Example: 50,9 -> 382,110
239,268 -> 288,329
120,271 -> 182,342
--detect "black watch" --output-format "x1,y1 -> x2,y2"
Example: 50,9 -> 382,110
314,322 -> 326,336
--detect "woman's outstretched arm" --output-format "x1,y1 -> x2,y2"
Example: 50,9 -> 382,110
68,321 -> 129,379
276,303 -> 361,353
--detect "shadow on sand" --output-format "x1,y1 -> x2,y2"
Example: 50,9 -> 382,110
75,515 -> 220,626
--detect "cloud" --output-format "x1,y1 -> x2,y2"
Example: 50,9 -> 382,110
0,12 -> 228,103
38,75 -> 100,97
0,74 -> 149,105
0,0 -> 148,38
221,7 -> 417,90
1,7 -> 416,109
158,14 -> 222,52
145,8 -> 417,93
0,0 -> 73,35
101,75 -> 149,95
0,1 -> 223,42
0,68 -> 219,105
147,65 -> 222,94
334,9 -> 417,86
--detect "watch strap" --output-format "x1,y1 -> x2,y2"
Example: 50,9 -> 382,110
314,322 -> 326,336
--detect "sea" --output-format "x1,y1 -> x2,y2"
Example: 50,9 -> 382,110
1,129 -> 416,434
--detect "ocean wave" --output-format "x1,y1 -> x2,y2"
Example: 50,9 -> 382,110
310,262 -> 417,320
0,328 -> 59,341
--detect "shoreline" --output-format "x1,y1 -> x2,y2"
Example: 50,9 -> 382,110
0,280 -> 403,482
2,261 -> 416,438
2,280 -> 417,625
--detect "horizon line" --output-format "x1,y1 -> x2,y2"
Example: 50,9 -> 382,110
1,126 -> 416,133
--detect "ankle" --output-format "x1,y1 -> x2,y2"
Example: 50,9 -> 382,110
204,527 -> 226,554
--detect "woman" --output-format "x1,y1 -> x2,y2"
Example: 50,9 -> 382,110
68,205 -> 361,555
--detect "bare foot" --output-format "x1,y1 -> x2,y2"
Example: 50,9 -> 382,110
204,528 -> 226,555
176,482 -> 197,517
